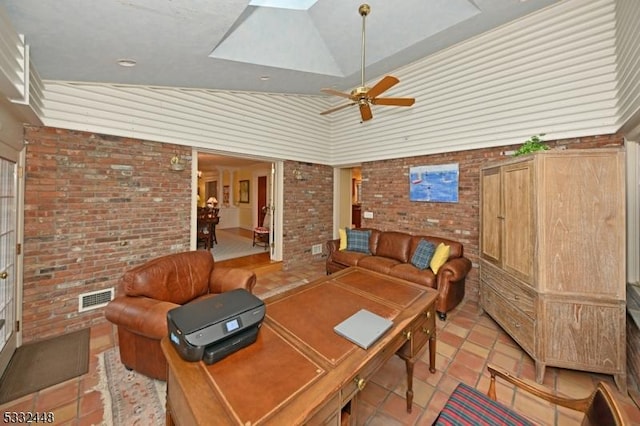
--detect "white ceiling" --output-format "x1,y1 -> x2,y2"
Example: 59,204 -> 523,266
1,0 -> 560,96
1,0 -> 563,168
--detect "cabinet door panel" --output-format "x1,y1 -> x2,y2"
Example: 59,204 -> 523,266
543,301 -> 625,372
538,154 -> 625,296
480,167 -> 501,264
502,163 -> 534,284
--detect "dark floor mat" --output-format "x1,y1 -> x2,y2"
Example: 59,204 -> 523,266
0,328 -> 90,404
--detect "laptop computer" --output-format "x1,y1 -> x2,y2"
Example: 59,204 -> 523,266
334,309 -> 394,349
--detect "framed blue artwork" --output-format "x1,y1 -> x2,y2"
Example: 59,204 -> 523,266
409,163 -> 459,203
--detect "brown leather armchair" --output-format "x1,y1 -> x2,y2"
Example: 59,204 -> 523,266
105,250 -> 256,380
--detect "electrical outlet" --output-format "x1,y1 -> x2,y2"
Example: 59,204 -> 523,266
311,244 -> 322,255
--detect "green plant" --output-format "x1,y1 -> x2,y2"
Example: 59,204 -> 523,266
513,134 -> 549,156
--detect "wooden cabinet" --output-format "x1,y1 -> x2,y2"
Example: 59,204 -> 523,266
480,149 -> 626,392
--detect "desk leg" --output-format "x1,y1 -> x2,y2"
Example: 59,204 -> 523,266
166,405 -> 175,426
165,381 -> 174,426
429,333 -> 436,373
404,358 -> 414,413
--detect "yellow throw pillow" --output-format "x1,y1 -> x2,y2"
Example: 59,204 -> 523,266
339,228 -> 347,250
430,243 -> 450,274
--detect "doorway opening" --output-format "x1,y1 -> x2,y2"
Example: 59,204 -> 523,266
194,151 -> 281,263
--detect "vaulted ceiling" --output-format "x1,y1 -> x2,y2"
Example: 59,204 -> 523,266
1,0 -> 559,95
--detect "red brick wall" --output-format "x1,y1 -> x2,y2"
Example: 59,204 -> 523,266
358,134 -> 624,303
282,160 -> 334,268
22,127 -> 192,342
20,128 -> 622,342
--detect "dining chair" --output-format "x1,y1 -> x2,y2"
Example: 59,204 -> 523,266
433,364 -> 631,425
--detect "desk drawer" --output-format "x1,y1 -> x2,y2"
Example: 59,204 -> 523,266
397,307 -> 436,359
340,325 -> 412,404
306,394 -> 340,426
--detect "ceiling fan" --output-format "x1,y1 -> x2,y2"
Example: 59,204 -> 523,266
320,4 -> 415,122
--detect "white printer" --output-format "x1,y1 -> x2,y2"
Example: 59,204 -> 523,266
167,289 -> 265,364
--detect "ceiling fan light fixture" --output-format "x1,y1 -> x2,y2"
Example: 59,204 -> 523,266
319,4 -> 415,122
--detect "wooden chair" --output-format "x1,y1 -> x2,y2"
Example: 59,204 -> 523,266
434,364 -> 631,425
253,207 -> 270,250
197,218 -> 213,250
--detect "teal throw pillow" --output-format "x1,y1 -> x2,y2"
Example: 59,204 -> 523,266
345,229 -> 371,254
411,239 -> 436,270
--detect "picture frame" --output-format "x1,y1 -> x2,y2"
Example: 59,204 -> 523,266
409,163 -> 459,203
223,185 -> 230,205
239,180 -> 250,203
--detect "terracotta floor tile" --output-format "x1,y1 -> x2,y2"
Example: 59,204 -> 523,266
50,401 -> 79,424
0,394 -> 35,412
34,380 -> 80,411
78,389 -> 102,417
355,399 -> 377,426
555,368 -> 597,398
379,392 -> 421,425
488,349 -> 520,372
393,377 -> 435,408
420,390 -> 450,423
366,411 -> 405,426
359,381 -> 389,408
456,340 -> 491,367
446,361 -> 481,386
370,355 -> 405,391
513,392 -> 557,425
434,340 -> 457,360
453,349 -> 485,371
437,330 -> 465,349
442,322 -> 469,339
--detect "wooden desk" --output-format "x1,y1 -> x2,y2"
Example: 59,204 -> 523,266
161,267 -> 438,425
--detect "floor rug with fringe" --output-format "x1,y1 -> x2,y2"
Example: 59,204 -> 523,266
97,347 -> 165,426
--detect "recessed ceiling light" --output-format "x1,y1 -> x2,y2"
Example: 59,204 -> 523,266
117,59 -> 137,68
259,75 -> 270,81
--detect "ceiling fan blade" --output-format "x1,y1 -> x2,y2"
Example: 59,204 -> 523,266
359,102 -> 373,121
320,102 -> 356,115
371,97 -> 415,107
366,75 -> 399,99
320,88 -> 354,99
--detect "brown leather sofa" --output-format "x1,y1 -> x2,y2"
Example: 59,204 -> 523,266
105,250 -> 256,380
326,229 -> 471,320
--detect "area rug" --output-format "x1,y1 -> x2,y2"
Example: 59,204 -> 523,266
0,328 -> 90,404
97,347 -> 165,426
212,229 -> 268,261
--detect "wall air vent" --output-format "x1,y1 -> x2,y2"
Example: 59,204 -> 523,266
78,288 -> 114,312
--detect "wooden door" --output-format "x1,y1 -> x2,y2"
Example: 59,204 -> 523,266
502,161 -> 534,285
480,167 -> 501,264
257,176 -> 267,227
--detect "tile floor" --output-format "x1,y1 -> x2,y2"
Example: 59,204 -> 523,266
1,261 -> 639,425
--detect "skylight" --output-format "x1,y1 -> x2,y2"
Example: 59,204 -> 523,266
249,0 -> 318,11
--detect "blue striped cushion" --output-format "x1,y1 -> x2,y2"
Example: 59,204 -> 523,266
345,229 -> 371,254
434,383 -> 534,426
410,239 -> 436,270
